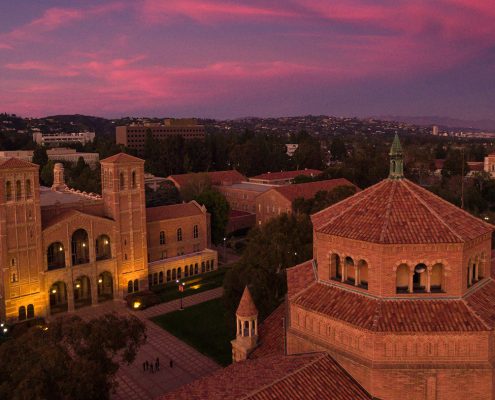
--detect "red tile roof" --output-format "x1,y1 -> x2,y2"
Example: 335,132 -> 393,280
465,280 -> 495,329
287,260 -> 317,298
100,152 -> 144,164
467,161 -> 484,171
168,170 -> 246,188
272,178 -> 357,203
311,179 -> 493,244
249,303 -> 285,359
292,282 -> 488,332
146,201 -> 203,222
159,353 -> 371,400
0,158 -> 38,169
250,169 -> 322,181
237,286 -> 258,317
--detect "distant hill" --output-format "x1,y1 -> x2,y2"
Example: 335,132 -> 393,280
376,116 -> 495,132
41,114 -> 115,136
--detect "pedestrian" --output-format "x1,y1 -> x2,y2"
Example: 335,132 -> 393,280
145,360 -> 149,371
169,359 -> 173,368
150,363 -> 154,373
156,357 -> 160,370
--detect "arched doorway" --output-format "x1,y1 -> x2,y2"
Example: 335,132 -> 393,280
413,263 -> 427,292
95,235 -> 111,261
47,242 -> 65,270
71,229 -> 89,265
74,276 -> 92,309
345,257 -> 354,283
97,271 -> 113,302
49,281 -> 68,314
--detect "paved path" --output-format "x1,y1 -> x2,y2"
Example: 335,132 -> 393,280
70,287 -> 224,400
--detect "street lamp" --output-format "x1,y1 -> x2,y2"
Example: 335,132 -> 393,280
177,280 -> 185,310
223,237 -> 227,262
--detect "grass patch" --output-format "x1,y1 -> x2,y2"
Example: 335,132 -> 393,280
151,298 -> 233,366
151,268 -> 227,303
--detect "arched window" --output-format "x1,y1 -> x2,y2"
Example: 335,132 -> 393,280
167,270 -> 171,282
195,263 -> 198,275
358,260 -> 368,289
26,179 -> 32,199
5,181 -> 12,201
177,228 -> 182,242
159,231 -> 165,245
131,171 -> 137,188
18,306 -> 26,321
98,272 -> 113,302
201,261 -> 205,273
159,271 -> 164,284
193,225 -> 198,239
185,265 -> 189,277
120,172 -> 125,190
392,160 -> 396,173
172,269 -> 176,280
27,304 -> 34,319
344,257 -> 354,283
127,280 -> 133,293
47,242 -> 65,270
71,229 -> 89,265
413,263 -> 427,292
396,264 -> 409,293
430,263 -> 444,292
189,265 -> 193,276
206,260 -> 210,272
153,273 -> 158,285
133,279 -> 139,292
330,254 -> 340,280
95,235 -> 111,261
177,267 -> 182,279
15,180 -> 22,200
49,281 -> 68,315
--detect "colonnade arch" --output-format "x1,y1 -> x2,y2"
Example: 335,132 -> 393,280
395,262 -> 446,294
467,253 -> 487,288
328,253 -> 369,290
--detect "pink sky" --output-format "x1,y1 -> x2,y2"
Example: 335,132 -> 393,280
0,0 -> 494,119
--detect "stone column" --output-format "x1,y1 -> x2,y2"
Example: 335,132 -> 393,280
426,267 -> 432,293
354,266 -> 359,286
254,319 -> 258,336
408,270 -> 414,293
67,283 -> 75,312
341,263 -> 345,283
475,262 -> 479,281
468,265 -> 473,286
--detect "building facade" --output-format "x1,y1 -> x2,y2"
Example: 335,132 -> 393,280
116,119 -> 205,156
0,153 -> 217,323
33,130 -> 95,146
484,153 -> 495,177
248,169 -> 321,185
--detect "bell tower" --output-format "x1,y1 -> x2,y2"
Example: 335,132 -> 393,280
389,133 -> 404,179
100,153 -> 148,296
0,159 -> 43,321
231,286 -> 258,362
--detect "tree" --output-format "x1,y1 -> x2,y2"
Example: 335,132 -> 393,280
223,213 -> 313,320
442,149 -> 468,178
32,146 -> 48,166
293,185 -> 357,215
145,183 -> 181,207
40,160 -> 55,186
194,189 -> 230,244
330,137 -> 347,161
180,173 -> 212,202
0,313 -> 146,400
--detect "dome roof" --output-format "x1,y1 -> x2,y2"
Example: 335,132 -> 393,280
312,178 -> 493,244
237,286 -> 258,318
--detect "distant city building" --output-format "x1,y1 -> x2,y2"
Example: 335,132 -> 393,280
46,148 -> 99,168
484,153 -> 495,177
249,169 -> 322,185
0,150 -> 34,162
32,130 -> 95,146
116,119 -> 205,156
432,125 -> 439,135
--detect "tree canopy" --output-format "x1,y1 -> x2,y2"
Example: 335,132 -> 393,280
194,189 -> 230,245
0,313 -> 146,400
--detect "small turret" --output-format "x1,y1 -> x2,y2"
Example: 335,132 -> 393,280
231,286 -> 258,362
389,133 -> 404,180
51,163 -> 67,191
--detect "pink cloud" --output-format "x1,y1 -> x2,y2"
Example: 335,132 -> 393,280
141,0 -> 298,24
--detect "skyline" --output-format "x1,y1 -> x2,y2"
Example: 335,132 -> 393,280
0,0 -> 494,120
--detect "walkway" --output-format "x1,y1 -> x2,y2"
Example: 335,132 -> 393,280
70,287 -> 224,400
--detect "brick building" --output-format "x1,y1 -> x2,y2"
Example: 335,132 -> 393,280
484,153 -> 495,177
255,178 -> 357,225
167,170 -> 246,191
116,119 -> 205,156
0,153 -> 216,322
249,168 -> 321,185
162,135 -> 495,400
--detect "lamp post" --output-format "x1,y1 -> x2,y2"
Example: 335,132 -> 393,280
223,237 -> 227,262
177,280 -> 185,310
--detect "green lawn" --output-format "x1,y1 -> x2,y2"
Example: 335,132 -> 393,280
151,298 -> 234,366
151,268 -> 227,303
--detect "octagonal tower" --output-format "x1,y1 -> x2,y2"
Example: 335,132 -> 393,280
286,134 -> 495,400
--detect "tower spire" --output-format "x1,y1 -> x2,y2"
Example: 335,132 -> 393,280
389,134 -> 404,179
